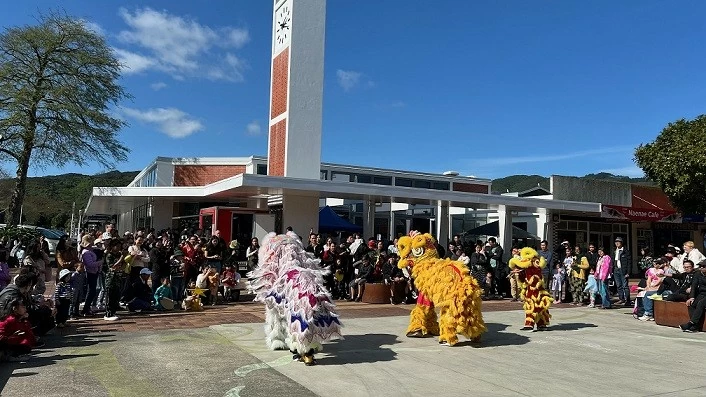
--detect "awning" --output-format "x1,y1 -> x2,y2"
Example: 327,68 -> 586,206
318,206 -> 362,232
462,221 -> 540,240
85,173 -> 602,216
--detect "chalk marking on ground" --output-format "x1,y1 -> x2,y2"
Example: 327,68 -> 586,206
224,385 -> 245,397
234,354 -> 294,377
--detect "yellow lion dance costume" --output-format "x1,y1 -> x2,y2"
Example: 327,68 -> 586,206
396,231 -> 486,346
508,247 -> 553,331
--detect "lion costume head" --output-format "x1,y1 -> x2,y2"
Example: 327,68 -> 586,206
396,231 -> 439,270
508,247 -> 547,270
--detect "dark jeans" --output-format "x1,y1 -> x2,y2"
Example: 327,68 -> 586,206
55,297 -> 71,324
688,294 -> 706,325
127,298 -> 152,312
171,277 -> 185,302
613,269 -> 630,303
83,273 -> 99,314
665,293 -> 689,302
105,282 -> 122,318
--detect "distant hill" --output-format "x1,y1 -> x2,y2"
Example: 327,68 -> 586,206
491,173 -> 652,194
0,170 -> 139,228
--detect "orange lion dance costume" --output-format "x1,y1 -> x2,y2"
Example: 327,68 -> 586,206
396,231 -> 486,346
508,247 -> 553,331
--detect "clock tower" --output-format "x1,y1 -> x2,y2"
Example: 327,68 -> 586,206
267,0 -> 326,234
268,0 -> 326,179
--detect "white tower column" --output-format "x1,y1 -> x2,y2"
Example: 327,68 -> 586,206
436,201 -> 450,248
267,0 -> 327,234
498,205 -> 513,256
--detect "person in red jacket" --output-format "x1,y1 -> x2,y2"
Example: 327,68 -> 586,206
0,299 -> 37,361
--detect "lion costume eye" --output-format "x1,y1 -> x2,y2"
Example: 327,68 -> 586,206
412,247 -> 424,257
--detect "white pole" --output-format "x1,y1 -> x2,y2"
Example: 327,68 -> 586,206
69,202 -> 76,237
19,205 -> 23,224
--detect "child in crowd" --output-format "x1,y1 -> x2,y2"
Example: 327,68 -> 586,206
0,251 -> 11,290
583,268 -> 599,308
483,271 -> 498,299
0,299 -> 36,361
551,264 -> 564,302
182,282 -> 204,311
207,267 -> 220,306
221,263 -> 238,303
54,269 -> 73,328
70,262 -> 86,319
154,277 -> 174,311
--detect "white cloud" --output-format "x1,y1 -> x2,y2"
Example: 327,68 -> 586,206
336,70 -> 361,91
245,120 -> 261,136
113,48 -> 156,74
467,146 -> 635,167
599,165 -> 645,178
80,20 -> 105,36
115,7 -> 248,81
223,28 -> 250,48
122,107 -> 203,138
150,82 -> 167,91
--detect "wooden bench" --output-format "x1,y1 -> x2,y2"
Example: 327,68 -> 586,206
361,283 -> 391,304
653,300 -> 706,331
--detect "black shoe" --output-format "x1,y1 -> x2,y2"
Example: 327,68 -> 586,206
623,302 -> 632,307
680,322 -> 697,332
520,326 -> 534,331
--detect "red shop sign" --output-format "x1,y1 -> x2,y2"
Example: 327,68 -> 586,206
602,205 -> 681,223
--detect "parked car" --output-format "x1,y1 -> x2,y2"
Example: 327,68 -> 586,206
0,224 -> 66,266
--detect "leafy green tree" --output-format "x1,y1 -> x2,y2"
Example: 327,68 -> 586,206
51,212 -> 70,229
36,212 -> 51,228
634,115 -> 706,214
0,13 -> 129,226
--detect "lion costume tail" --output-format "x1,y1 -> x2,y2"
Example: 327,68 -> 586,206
449,264 -> 487,339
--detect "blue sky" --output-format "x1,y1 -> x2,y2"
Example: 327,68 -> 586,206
3,1 -> 706,179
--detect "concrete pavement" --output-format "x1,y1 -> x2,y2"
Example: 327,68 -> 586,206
1,306 -> 704,397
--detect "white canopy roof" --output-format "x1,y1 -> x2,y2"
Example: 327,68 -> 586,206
85,173 -> 601,215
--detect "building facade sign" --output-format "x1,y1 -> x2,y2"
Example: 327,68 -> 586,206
602,204 -> 680,223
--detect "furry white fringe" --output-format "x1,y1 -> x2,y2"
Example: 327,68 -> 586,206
249,232 -> 342,355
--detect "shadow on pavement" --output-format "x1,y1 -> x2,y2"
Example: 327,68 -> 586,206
320,333 -> 399,365
463,322 -> 531,348
0,331 -> 113,391
543,322 -> 598,331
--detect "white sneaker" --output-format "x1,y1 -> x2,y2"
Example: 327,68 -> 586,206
587,304 -> 595,308
103,315 -> 119,321
638,315 -> 651,321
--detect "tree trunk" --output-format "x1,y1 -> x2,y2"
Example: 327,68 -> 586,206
7,139 -> 33,226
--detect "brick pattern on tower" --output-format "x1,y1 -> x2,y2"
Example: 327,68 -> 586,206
270,48 -> 289,119
173,165 -> 246,187
268,119 -> 287,176
452,182 -> 490,194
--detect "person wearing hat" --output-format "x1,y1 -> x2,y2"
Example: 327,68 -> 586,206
53,269 -> 74,328
122,268 -> 154,313
612,237 -> 632,307
79,235 -> 100,317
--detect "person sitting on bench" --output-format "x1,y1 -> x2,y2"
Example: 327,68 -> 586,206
664,260 -> 695,302
680,260 -> 706,332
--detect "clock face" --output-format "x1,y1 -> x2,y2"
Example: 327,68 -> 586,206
275,1 -> 291,52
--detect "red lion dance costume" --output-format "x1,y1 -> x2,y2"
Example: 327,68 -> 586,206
396,231 -> 485,346
508,247 -> 553,331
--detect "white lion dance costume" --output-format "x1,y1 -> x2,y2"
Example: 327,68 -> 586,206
247,232 -> 342,365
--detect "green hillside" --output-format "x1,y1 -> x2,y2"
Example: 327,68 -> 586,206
491,173 -> 651,194
0,170 -> 139,228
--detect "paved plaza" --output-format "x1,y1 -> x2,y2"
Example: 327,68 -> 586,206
1,302 -> 704,397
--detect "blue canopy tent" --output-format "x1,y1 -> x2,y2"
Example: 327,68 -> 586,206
319,206 -> 362,233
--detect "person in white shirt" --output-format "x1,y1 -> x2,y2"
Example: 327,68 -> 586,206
682,241 -> 705,270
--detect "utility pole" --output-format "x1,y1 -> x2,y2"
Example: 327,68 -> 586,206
69,202 -> 76,237
19,205 -> 23,224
